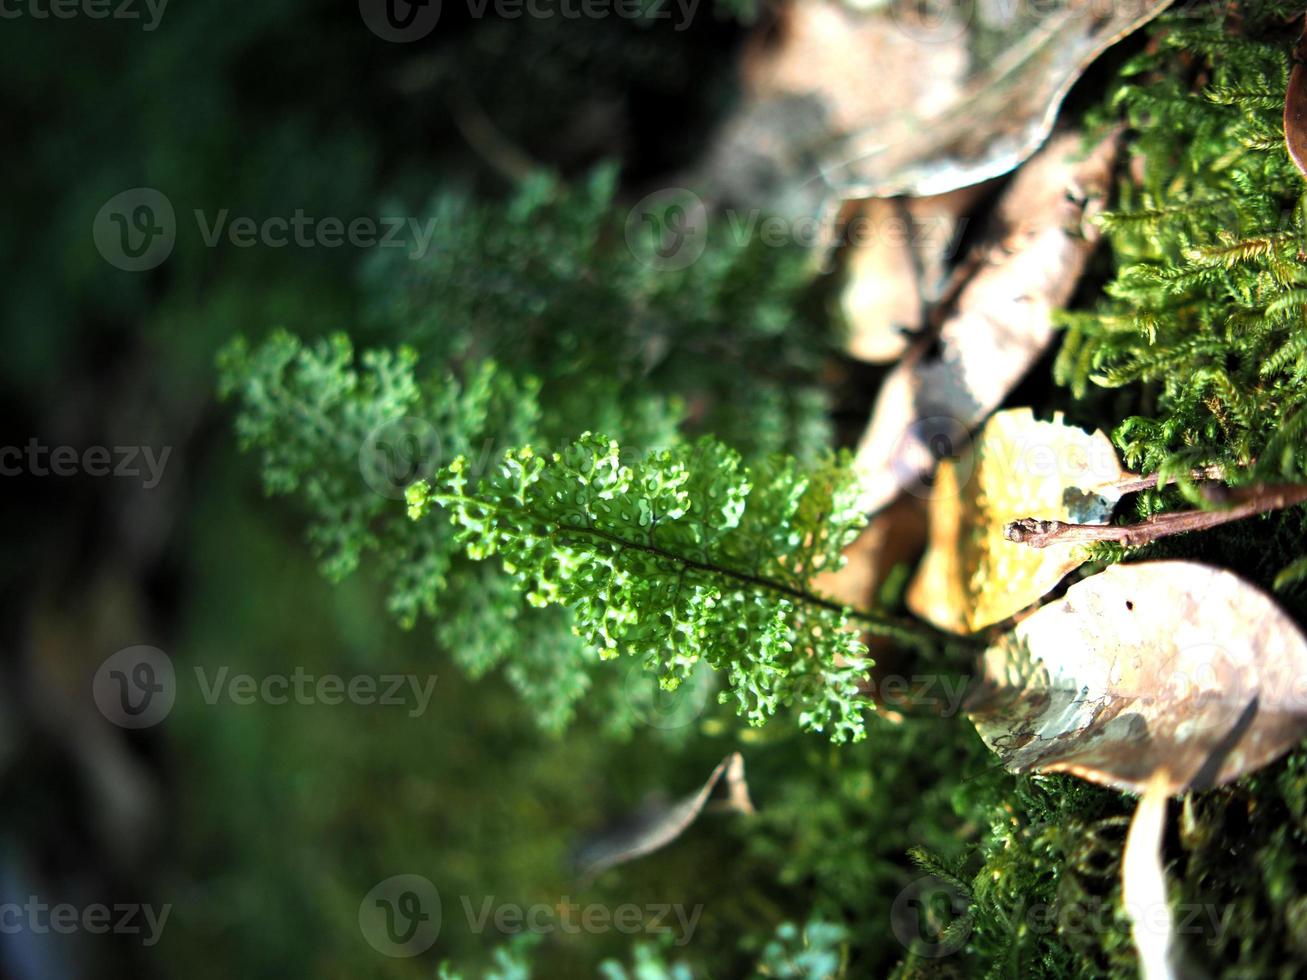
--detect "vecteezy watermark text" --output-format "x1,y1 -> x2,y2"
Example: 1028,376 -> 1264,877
623,188 -> 969,271
93,188 -> 439,272
92,646 -> 439,728
359,874 -> 703,958
192,209 -> 437,258
0,0 -> 167,30
193,666 -> 438,717
358,0 -> 698,43
1,440 -> 171,488
0,898 -> 170,947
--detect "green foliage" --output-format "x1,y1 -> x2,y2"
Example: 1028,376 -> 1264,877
960,776 -> 1134,978
432,918 -> 847,978
753,919 -> 849,978
217,330 -> 619,733
1056,3 -> 1307,493
599,941 -> 697,980
204,6 -> 1307,979
360,166 -> 836,462
220,164 -> 852,737
407,433 -> 880,741
739,716 -> 991,975
439,934 -> 540,980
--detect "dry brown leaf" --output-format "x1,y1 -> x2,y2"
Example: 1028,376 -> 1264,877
908,408 -> 1129,633
571,752 -> 754,881
696,0 -> 1165,220
852,129 -> 1119,516
826,0 -> 1172,200
967,560 -> 1307,794
814,493 -> 928,610
840,199 -> 925,363
968,560 -> 1307,978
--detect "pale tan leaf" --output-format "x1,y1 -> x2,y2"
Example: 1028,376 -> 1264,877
827,0 -> 1172,200
839,187 -> 989,364
908,408 -> 1129,633
968,561 -> 1307,795
814,494 -> 927,611
840,199 -> 924,363
1285,23 -> 1307,178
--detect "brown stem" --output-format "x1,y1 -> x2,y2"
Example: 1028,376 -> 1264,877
1005,484 -> 1307,550
1097,464 -> 1226,497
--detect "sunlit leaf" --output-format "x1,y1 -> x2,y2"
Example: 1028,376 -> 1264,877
908,408 -> 1129,633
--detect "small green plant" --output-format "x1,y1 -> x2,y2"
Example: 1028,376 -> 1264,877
217,165 -> 941,742
219,321 -> 950,740
405,431 -> 935,742
217,330 -> 614,733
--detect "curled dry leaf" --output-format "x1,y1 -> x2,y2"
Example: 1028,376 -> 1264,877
827,0 -> 1171,201
571,752 -> 754,881
852,129 -> 1119,515
697,0 -> 1166,220
907,408 -> 1129,634
967,560 -> 1307,795
962,560 -> 1307,980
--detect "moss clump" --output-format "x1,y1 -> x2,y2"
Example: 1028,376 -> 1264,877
1057,2 -> 1307,507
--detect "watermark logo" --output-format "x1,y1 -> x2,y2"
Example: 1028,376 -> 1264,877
625,188 -> 708,271
891,416 -> 975,501
624,662 -> 713,730
93,188 -> 175,272
623,190 -> 968,270
891,874 -> 972,957
93,646 -> 176,729
94,189 -> 440,272
359,416 -> 443,500
193,667 -> 439,717
461,896 -> 702,944
359,0 -> 441,41
890,0 -> 973,43
192,210 -> 437,257
360,875 -> 442,957
361,0 -> 698,37
93,648 -> 441,728
0,440 -> 172,488
358,877 -> 704,956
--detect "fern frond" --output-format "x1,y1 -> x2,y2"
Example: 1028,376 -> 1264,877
407,434 -> 914,742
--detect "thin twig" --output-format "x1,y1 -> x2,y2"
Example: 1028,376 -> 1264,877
1005,484 -> 1307,550
1097,463 -> 1226,496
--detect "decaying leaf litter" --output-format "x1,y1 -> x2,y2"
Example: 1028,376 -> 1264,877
591,4 -> 1307,974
